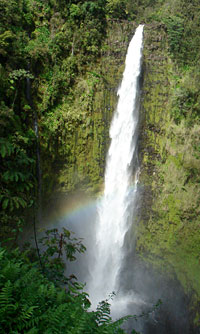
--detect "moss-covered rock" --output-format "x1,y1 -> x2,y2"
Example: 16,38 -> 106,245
40,16 -> 200,329
137,22 -> 200,328
41,21 -> 137,198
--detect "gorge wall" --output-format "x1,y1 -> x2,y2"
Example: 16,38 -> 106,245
43,21 -> 137,198
138,23 -> 200,328
45,21 -> 200,329
1,0 -> 199,330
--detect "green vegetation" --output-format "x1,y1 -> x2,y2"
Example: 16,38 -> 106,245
0,0 -> 107,238
136,1 -> 200,327
0,229 -> 135,334
1,0 -> 200,330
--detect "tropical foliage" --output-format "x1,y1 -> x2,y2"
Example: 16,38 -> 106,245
1,0 -> 200,330
0,244 -> 134,334
0,0 -> 107,238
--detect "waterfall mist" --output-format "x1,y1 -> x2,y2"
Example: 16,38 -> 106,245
87,25 -> 144,311
22,25 -> 190,334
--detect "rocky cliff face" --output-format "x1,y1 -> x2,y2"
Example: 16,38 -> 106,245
46,21 -> 137,196
137,23 -> 200,328
44,20 -> 200,330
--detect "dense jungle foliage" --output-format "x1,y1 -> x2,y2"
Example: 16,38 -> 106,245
0,0 -> 108,240
1,0 -> 200,331
1,0 -> 200,244
0,228 -> 141,334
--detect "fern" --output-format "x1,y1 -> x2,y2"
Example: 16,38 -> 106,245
17,306 -> 38,331
1,260 -> 21,281
0,246 -> 143,334
0,138 -> 14,158
26,328 -> 39,334
0,248 -> 5,261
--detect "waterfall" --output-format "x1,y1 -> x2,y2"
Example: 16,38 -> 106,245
87,25 -> 144,308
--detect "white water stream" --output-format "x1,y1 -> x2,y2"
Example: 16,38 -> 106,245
87,25 -> 144,309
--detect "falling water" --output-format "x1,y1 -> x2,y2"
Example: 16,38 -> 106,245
87,25 -> 144,308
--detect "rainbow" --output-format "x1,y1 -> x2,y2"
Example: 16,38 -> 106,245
41,182 -> 140,233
